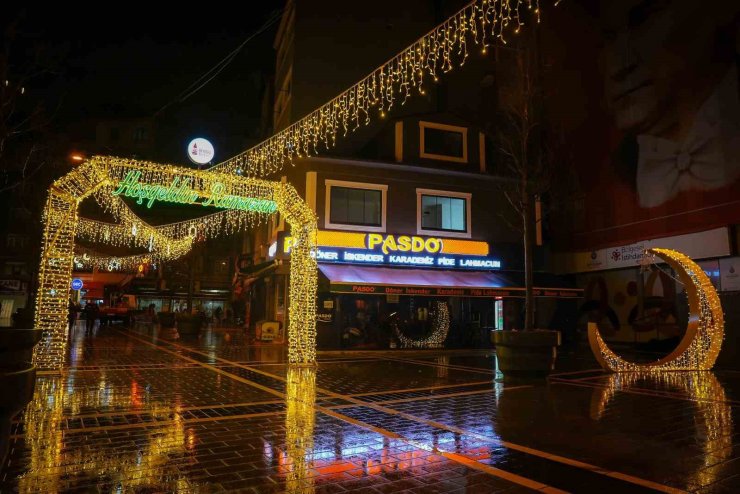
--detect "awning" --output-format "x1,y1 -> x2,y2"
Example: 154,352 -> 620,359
318,265 -> 581,298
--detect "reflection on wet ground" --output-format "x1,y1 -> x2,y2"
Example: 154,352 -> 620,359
2,324 -> 740,492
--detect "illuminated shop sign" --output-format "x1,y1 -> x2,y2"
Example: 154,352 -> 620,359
283,231 -> 501,269
112,170 -> 278,213
187,137 -> 215,165
331,284 -> 582,298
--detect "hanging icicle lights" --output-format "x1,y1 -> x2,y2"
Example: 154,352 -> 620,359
209,0 -> 550,177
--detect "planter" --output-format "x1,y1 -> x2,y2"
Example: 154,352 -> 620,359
0,328 -> 42,471
492,329 -> 561,379
0,364 -> 37,411
0,328 -> 43,366
176,315 -> 202,336
11,308 -> 34,329
157,312 -> 176,329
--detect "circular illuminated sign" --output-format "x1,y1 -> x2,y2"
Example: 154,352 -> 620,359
71,278 -> 84,290
187,138 -> 215,165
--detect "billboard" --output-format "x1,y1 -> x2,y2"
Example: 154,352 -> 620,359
545,2 -> 740,248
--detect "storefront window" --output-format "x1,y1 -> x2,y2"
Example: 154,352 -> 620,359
339,296 -> 453,349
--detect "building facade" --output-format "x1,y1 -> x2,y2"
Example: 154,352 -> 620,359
539,1 -> 740,363
245,0 -> 579,349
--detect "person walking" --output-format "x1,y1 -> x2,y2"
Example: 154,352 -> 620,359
214,306 -> 223,328
84,301 -> 99,333
68,299 -> 79,330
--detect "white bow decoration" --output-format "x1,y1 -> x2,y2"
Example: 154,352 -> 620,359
636,123 -> 727,208
636,67 -> 740,208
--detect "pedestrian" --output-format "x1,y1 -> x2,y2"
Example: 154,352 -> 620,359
84,301 -> 99,333
214,306 -> 223,327
68,299 -> 78,330
147,303 -> 156,324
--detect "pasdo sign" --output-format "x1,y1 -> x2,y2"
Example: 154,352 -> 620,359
282,230 -> 501,270
187,138 -> 215,165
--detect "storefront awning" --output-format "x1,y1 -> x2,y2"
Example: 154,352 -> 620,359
318,265 -> 581,298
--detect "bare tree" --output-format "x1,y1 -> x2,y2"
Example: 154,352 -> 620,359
484,41 -> 575,331
0,16 -> 62,196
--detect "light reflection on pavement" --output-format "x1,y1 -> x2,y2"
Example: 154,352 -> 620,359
2,323 -> 739,493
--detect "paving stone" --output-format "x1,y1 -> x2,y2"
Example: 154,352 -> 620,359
4,327 -> 739,492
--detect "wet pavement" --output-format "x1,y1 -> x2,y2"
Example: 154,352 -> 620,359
2,324 -> 740,493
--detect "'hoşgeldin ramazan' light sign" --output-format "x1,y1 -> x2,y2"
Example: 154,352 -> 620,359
112,170 -> 277,213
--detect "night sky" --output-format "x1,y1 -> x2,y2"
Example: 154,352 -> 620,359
4,4 -> 283,164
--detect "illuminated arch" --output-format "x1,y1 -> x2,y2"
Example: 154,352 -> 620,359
588,248 -> 724,371
34,156 -> 317,369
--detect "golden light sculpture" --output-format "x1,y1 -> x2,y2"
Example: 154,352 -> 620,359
393,301 -> 450,348
588,248 -> 724,372
34,156 -> 317,369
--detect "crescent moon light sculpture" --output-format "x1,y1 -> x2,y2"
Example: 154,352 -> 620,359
588,248 -> 724,371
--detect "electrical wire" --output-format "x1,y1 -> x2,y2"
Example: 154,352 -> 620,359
153,8 -> 284,117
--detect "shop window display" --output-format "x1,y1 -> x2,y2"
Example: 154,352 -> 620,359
339,296 -> 452,349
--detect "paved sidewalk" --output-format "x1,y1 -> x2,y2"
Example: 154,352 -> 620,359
2,324 -> 739,493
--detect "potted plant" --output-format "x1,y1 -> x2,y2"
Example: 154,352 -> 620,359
156,311 -> 179,339
157,311 -> 176,329
484,40 -> 574,379
175,313 -> 202,336
0,327 -> 43,468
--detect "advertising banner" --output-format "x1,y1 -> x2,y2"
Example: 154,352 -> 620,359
560,228 -> 730,273
720,257 -> 740,292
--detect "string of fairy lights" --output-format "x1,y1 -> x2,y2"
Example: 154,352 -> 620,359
589,248 -> 724,372
393,301 -> 450,348
209,0 -> 549,177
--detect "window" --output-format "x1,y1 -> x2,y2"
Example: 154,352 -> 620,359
419,121 -> 468,163
417,189 -> 471,238
133,127 -> 148,141
274,69 -> 292,130
3,262 -> 26,276
331,188 -> 381,226
325,180 -> 387,232
421,196 -> 466,231
215,258 -> 229,275
6,235 -> 27,250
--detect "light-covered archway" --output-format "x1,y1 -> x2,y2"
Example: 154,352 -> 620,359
34,156 -> 317,369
